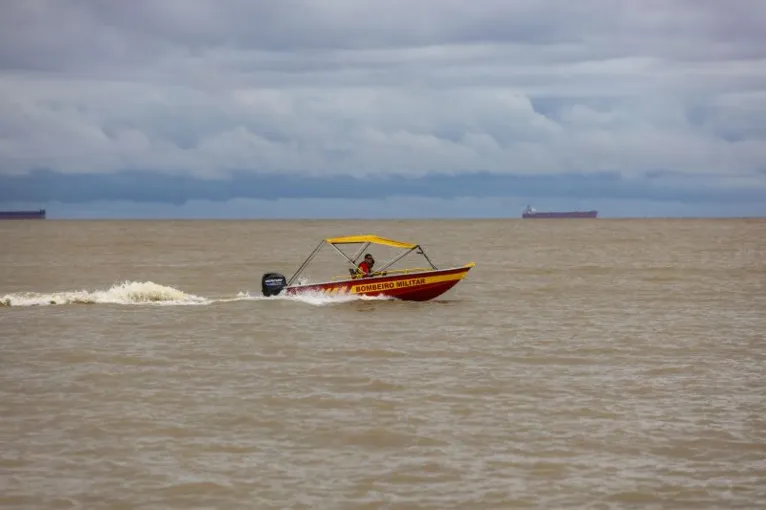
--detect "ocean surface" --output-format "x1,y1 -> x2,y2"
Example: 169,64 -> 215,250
1,219 -> 764,509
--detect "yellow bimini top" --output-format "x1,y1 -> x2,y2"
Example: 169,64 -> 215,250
285,233 -> 463,286
324,235 -> 416,250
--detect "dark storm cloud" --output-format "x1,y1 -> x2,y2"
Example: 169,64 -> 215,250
2,170 -> 764,206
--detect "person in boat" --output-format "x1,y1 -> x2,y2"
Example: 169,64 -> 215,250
350,253 -> 375,278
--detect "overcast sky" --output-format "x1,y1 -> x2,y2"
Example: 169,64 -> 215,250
1,0 -> 765,217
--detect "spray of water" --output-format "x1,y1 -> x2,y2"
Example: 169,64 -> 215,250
0,281 -> 393,307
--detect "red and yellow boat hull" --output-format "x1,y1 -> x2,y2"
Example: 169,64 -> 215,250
284,263 -> 474,301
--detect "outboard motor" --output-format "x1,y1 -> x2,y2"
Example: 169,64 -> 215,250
261,272 -> 287,297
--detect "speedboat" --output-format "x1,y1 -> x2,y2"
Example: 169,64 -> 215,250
261,234 -> 475,301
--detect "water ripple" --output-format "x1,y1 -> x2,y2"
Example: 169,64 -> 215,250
1,219 -> 765,508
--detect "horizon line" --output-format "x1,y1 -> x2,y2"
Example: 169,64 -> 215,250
6,215 -> 765,221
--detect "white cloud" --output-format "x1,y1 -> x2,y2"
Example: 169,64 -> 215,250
0,0 -> 764,188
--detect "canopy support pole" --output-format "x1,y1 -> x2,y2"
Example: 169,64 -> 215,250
377,246 -> 420,273
329,243 -> 359,268
287,240 -> 325,285
351,242 -> 371,263
418,246 -> 438,270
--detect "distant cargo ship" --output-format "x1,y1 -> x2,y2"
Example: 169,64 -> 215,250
0,209 -> 46,220
522,205 -> 597,219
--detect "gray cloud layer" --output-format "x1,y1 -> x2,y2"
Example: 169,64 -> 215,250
1,0 -> 765,196
3,170 -> 764,207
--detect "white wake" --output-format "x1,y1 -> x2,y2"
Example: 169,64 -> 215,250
237,289 -> 393,307
1,281 -> 393,307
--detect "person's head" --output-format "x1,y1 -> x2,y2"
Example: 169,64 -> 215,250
364,253 -> 374,267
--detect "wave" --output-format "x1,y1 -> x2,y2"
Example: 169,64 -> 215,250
0,281 -> 393,308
